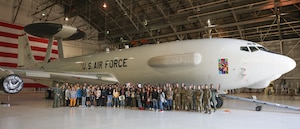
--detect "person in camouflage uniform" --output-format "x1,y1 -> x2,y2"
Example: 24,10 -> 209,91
174,83 -> 181,110
186,85 -> 194,111
203,84 -> 212,114
194,85 -> 203,112
181,85 -> 188,110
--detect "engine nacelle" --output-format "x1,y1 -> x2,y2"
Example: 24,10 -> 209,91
0,74 -> 23,94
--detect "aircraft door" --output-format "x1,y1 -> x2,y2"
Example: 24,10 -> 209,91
238,46 -> 251,85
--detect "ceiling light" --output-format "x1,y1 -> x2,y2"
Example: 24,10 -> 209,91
207,19 -> 211,24
144,19 -> 148,26
103,3 -> 107,8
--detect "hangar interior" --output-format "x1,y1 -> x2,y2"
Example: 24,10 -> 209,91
0,0 -> 299,94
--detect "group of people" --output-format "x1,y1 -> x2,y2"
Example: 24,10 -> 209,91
52,82 -> 219,114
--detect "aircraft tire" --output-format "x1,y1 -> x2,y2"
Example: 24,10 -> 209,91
45,90 -> 53,99
216,97 -> 223,108
255,106 -> 262,111
211,97 -> 224,108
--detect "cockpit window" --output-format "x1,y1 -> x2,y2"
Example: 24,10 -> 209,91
240,46 -> 249,52
257,46 -> 268,52
249,46 -> 258,52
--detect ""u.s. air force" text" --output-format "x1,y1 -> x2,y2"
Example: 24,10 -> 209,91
81,58 -> 128,70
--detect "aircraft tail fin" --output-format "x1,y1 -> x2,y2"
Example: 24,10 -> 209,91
17,34 -> 39,68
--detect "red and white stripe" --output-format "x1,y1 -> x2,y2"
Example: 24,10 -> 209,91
0,21 -> 58,88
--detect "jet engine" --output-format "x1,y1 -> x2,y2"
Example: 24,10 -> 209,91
0,74 -> 23,94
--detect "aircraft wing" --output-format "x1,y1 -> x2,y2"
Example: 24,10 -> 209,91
0,67 -> 119,93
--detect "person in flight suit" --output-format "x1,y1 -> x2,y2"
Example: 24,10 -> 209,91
60,84 -> 66,106
53,83 -> 61,108
210,84 -> 218,112
203,84 -> 212,114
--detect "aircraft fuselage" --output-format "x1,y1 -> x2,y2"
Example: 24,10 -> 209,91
43,38 -> 296,92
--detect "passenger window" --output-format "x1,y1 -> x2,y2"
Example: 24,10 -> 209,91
249,46 -> 258,52
240,46 -> 249,52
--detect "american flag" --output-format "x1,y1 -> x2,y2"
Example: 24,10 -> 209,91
0,21 -> 58,88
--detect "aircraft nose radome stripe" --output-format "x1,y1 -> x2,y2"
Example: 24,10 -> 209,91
148,53 -> 201,67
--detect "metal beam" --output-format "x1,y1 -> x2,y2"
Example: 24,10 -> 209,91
112,16 -> 274,41
286,40 -> 300,56
98,7 -> 131,40
115,0 -> 139,30
228,0 -> 244,39
152,0 -> 181,40
282,18 -> 300,37
11,0 -> 23,23
178,0 -> 226,13
188,1 -> 269,19
31,2 -> 57,16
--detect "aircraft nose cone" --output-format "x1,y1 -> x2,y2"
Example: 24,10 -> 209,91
278,56 -> 296,74
286,57 -> 296,72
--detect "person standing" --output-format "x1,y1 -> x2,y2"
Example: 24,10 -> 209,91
152,88 -> 159,111
130,88 -> 136,108
113,86 -> 120,107
65,85 -> 71,107
186,85 -> 194,111
81,86 -> 87,108
210,84 -> 218,112
146,87 -> 152,110
86,86 -> 91,107
203,84 -> 212,114
95,87 -> 101,106
125,88 -> 131,108
69,86 -> 77,107
76,85 -> 83,106
101,86 -> 107,106
119,86 -> 126,107
174,83 -> 181,110
107,86 -> 113,107
141,88 -> 146,109
159,88 -> 166,112
136,88 -> 142,109
166,86 -> 173,110
194,85 -> 203,112
53,83 -> 61,108
60,84 -> 66,106
181,86 -> 188,110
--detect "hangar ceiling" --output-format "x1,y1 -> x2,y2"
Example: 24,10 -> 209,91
28,0 -> 300,45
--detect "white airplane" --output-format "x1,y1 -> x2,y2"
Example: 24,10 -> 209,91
0,23 -> 296,108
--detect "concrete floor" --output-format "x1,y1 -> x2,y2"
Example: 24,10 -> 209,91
1,91 -> 300,129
